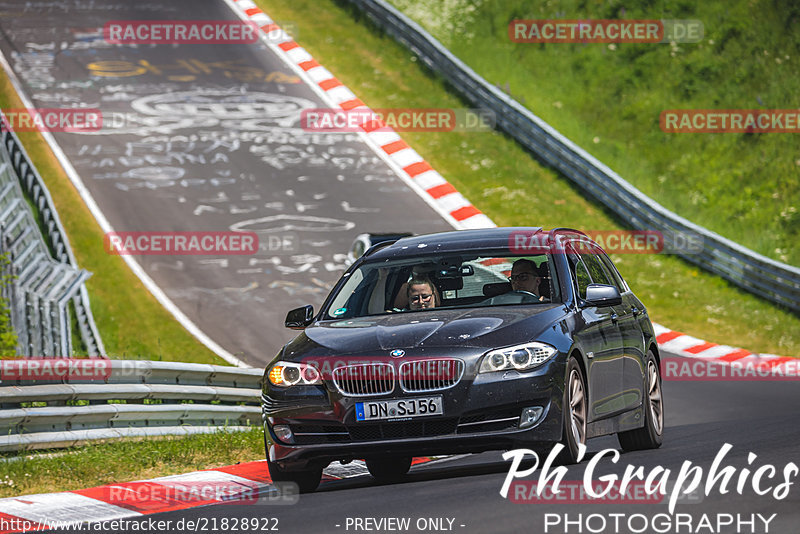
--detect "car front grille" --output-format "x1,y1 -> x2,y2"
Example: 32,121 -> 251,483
290,423 -> 351,444
287,411 -> 527,444
332,363 -> 395,396
289,419 -> 460,444
399,359 -> 464,392
457,407 -> 522,434
350,419 -> 459,441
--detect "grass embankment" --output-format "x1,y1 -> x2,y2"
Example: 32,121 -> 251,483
257,0 -> 799,355
391,0 -> 800,267
0,73 -> 221,363
0,428 -> 264,498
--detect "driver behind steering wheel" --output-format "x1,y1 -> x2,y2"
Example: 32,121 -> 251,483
508,258 -> 545,301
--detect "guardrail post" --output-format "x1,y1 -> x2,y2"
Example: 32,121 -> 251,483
24,291 -> 35,357
39,297 -> 50,357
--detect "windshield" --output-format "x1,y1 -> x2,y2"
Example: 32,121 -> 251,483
324,253 -> 559,320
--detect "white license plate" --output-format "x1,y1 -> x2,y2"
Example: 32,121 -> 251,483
355,396 -> 443,421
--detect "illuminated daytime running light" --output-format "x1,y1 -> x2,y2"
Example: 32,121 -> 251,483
268,361 -> 322,387
479,342 -> 557,373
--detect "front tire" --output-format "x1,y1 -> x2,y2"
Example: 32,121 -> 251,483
366,457 -> 412,482
558,356 -> 587,464
267,460 -> 322,493
618,351 -> 664,451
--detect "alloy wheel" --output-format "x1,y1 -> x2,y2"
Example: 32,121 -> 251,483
568,368 -> 586,446
647,360 -> 664,434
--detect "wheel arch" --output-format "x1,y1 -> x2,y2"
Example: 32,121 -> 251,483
648,341 -> 661,367
567,347 -> 589,386
566,347 -> 589,411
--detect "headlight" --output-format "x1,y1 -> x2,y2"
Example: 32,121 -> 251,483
268,361 -> 322,387
479,342 -> 557,373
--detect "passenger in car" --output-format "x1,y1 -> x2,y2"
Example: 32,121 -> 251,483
407,276 -> 440,310
509,259 -> 545,301
392,267 -> 437,309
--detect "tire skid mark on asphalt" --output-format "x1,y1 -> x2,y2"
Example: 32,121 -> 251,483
225,0 -> 494,231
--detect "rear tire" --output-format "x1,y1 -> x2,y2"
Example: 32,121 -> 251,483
267,460 -> 322,493
618,351 -> 664,451
366,457 -> 412,482
558,356 -> 587,464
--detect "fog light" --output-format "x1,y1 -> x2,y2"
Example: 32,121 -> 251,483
273,424 -> 294,444
519,406 -> 544,429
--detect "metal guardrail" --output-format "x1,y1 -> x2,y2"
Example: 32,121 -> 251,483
0,361 -> 263,451
346,0 -> 800,313
0,114 -> 105,356
0,159 -> 91,357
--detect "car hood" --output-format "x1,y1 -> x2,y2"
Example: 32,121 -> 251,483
296,305 -> 567,353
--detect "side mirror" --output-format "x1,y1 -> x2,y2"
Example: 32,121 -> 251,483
285,305 -> 314,329
583,284 -> 622,307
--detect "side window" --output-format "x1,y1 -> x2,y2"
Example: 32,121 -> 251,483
596,249 -> 629,293
579,248 -> 614,287
567,246 -> 593,300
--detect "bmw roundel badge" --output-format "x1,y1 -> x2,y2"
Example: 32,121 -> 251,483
390,349 -> 405,358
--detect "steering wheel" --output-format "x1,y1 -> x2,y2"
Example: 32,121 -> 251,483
482,290 -> 540,305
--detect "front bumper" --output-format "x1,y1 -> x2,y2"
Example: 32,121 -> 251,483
263,358 -> 565,469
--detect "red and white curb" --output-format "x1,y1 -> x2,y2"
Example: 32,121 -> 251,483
225,0 -> 493,231
0,458 -> 444,533
652,323 -> 796,374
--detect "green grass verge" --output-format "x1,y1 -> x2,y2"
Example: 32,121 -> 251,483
389,0 -> 800,267
0,427 -> 264,498
0,73 -> 223,363
255,0 -> 799,356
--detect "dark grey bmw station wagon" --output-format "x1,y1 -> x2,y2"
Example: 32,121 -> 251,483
262,227 -> 664,491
